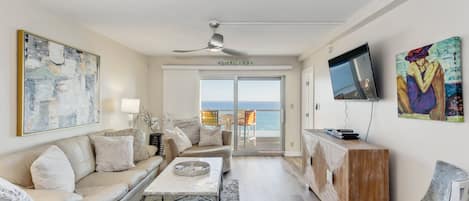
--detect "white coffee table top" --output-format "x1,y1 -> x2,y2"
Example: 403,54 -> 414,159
144,157 -> 223,197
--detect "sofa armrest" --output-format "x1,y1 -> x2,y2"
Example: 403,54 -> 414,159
146,145 -> 158,156
222,130 -> 232,146
163,137 -> 179,165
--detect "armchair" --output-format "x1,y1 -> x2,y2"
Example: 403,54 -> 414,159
163,130 -> 232,173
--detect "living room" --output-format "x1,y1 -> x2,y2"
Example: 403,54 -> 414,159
1,0 -> 469,201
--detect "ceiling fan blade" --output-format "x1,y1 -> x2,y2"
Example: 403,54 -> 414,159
173,47 -> 209,53
222,48 -> 248,57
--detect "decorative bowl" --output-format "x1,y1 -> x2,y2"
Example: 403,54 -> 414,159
174,161 -> 210,177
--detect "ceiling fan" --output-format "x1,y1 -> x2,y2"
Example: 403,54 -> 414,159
173,20 -> 247,57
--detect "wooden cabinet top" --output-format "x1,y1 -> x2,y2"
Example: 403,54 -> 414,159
304,129 -> 388,151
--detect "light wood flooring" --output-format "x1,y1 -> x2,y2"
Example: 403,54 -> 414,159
224,157 -> 320,201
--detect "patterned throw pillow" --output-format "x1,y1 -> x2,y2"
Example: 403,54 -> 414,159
94,136 -> 135,172
105,129 -> 149,162
198,127 -> 223,147
165,128 -> 192,153
0,177 -> 33,201
173,118 -> 201,144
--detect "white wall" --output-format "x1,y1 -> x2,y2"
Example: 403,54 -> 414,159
302,0 -> 469,200
148,56 -> 302,153
0,0 -> 148,154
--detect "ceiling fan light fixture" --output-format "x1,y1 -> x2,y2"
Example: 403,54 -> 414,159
208,48 -> 222,52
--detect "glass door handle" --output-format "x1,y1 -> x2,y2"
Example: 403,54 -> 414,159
281,109 -> 285,123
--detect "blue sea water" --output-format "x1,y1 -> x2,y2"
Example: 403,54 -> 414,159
201,101 -> 281,130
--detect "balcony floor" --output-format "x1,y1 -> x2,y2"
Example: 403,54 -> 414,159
236,130 -> 282,153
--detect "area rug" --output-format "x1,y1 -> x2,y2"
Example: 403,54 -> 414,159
220,179 -> 240,201
175,179 -> 239,201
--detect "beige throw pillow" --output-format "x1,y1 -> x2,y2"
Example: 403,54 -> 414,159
199,127 -> 223,147
94,136 -> 135,172
30,145 -> 75,193
105,129 -> 149,162
165,128 -> 192,153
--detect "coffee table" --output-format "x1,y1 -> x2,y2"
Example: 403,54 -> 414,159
144,157 -> 223,201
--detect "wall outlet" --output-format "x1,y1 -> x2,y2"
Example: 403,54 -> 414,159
290,142 -> 294,147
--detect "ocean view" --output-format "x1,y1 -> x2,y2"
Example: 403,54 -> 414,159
201,101 -> 281,131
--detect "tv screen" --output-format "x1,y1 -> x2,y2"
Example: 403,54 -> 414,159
328,44 -> 379,100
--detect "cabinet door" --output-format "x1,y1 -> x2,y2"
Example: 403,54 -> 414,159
311,140 -> 348,201
302,132 -> 318,191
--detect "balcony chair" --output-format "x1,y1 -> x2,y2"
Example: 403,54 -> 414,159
238,110 -> 256,146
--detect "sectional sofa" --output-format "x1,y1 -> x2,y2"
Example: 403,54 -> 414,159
0,130 -> 163,201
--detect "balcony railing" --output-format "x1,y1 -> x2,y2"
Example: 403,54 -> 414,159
200,109 -> 281,138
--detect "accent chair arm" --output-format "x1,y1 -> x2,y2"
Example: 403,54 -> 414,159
222,130 -> 232,146
163,137 -> 179,165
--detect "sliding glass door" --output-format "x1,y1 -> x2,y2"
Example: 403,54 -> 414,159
200,76 -> 285,155
235,77 -> 284,155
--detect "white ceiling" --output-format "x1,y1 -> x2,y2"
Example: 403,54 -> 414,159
34,0 -> 373,56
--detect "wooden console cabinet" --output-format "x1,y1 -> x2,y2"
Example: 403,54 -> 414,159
302,129 -> 389,201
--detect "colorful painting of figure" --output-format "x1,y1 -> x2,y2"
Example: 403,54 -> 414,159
396,37 -> 463,122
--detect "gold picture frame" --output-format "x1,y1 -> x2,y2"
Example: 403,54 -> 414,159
17,30 -> 101,136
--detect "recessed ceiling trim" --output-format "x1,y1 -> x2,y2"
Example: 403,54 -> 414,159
299,0 -> 409,60
162,65 -> 293,71
219,20 -> 343,26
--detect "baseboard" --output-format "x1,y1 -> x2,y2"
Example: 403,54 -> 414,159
283,151 -> 302,157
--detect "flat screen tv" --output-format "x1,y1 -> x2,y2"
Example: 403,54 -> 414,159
328,44 -> 379,100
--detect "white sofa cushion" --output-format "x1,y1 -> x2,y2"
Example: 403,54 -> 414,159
0,145 -> 49,188
105,129 -> 150,162
199,127 -> 223,146
24,189 -> 82,201
76,184 -> 128,201
55,135 -> 96,182
165,128 -> 192,153
0,177 -> 32,201
94,136 -> 135,172
131,156 -> 163,173
77,170 -> 146,189
30,145 -> 75,192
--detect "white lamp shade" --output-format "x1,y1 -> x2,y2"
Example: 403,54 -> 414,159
121,98 -> 140,113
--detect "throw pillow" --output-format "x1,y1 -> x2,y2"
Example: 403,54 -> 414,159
165,128 -> 192,153
94,136 -> 135,172
105,129 -> 149,162
173,118 -> 201,144
199,126 -> 223,147
30,145 -> 75,193
0,177 -> 33,201
162,113 -> 175,130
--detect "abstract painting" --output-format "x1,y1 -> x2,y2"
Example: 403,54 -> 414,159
396,37 -> 463,122
17,30 -> 100,136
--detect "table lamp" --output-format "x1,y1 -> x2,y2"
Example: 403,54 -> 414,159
121,98 -> 140,128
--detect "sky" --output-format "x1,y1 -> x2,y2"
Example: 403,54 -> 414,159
200,80 -> 280,102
